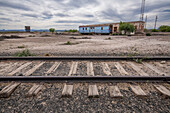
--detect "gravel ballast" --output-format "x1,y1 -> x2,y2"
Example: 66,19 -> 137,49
0,82 -> 169,113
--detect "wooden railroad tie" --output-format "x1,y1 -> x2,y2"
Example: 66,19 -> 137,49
8,62 -> 32,76
87,62 -> 95,76
142,62 -> 167,76
154,85 -> 170,97
23,62 -> 45,76
0,83 -> 20,98
102,62 -> 112,76
130,85 -> 147,97
45,62 -> 61,74
114,62 -> 129,75
109,86 -> 123,98
26,84 -> 43,97
127,62 -> 149,76
88,84 -> 99,98
62,84 -> 74,97
68,62 -> 78,76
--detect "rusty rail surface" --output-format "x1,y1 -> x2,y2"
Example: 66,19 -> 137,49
0,76 -> 169,82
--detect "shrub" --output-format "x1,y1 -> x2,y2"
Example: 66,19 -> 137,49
17,45 -> 25,48
152,29 -> 159,32
119,33 -> 123,35
41,34 -> 51,37
146,33 -> 151,36
44,53 -> 50,56
112,33 -> 119,35
29,35 -> 35,37
69,29 -> 78,32
15,49 -> 35,57
65,41 -> 71,45
144,28 -> 148,32
108,37 -> 111,40
105,37 -> 112,40
64,29 -> 78,33
133,58 -> 143,64
11,35 -> 23,38
1,35 -> 23,39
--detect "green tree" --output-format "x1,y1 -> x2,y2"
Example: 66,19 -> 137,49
119,22 -> 135,35
159,25 -> 170,32
166,27 -> 170,32
49,28 -> 55,34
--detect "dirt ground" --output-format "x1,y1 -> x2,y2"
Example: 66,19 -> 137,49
0,33 -> 170,56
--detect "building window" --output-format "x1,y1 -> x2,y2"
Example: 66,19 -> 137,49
101,27 -> 103,30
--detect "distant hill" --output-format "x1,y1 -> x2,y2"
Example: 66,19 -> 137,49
0,29 -> 66,32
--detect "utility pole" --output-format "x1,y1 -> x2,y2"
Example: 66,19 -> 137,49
145,15 -> 147,29
140,0 -> 145,21
154,16 -> 158,29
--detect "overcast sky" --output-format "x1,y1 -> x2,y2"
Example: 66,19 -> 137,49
0,0 -> 170,30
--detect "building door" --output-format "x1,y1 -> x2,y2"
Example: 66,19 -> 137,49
109,25 -> 113,34
114,27 -> 117,32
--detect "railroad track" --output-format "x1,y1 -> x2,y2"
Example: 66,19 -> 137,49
0,82 -> 170,98
0,56 -> 169,99
0,57 -> 169,78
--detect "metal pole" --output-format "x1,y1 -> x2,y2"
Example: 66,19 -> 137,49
140,0 -> 143,21
140,0 -> 145,21
154,16 -> 158,29
145,15 -> 147,29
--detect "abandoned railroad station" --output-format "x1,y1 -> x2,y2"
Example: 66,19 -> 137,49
79,21 -> 145,34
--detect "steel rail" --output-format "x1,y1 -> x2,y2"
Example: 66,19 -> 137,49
0,56 -> 170,61
0,76 -> 169,82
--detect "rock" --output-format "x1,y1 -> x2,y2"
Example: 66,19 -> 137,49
160,61 -> 166,64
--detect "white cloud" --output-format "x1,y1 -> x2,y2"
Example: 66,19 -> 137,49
0,0 -> 169,30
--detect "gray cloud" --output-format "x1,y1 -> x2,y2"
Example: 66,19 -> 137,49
55,13 -> 70,17
0,1 -> 32,11
84,15 -> 94,17
101,8 -> 123,20
67,0 -> 98,8
0,18 -> 12,21
162,9 -> 170,12
145,2 -> 170,12
56,20 -> 96,24
21,14 -> 38,18
0,13 -> 4,15
42,11 -> 53,19
156,13 -> 170,22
